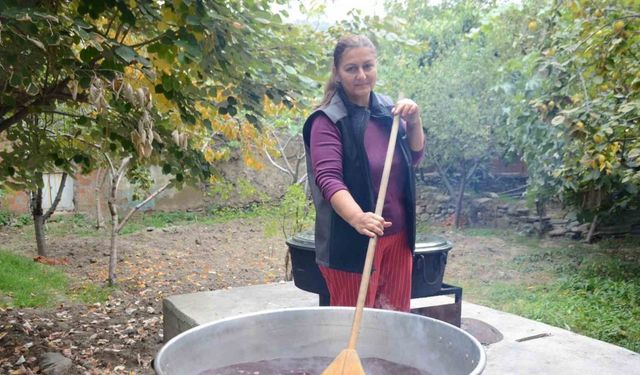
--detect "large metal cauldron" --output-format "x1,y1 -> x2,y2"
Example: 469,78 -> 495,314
155,307 -> 485,375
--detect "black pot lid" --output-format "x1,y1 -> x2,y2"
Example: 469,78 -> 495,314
287,231 -> 453,253
286,229 -> 315,250
415,234 -> 453,253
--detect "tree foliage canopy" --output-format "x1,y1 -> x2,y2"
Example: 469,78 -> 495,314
504,0 -> 640,219
0,0 -> 322,191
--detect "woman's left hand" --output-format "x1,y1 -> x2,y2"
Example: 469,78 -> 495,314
392,99 -> 421,128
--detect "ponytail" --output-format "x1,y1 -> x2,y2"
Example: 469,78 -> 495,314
318,72 -> 339,108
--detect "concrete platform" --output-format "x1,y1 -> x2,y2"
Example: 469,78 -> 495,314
163,282 -> 640,375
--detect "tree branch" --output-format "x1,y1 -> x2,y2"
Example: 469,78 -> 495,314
119,27 -> 131,44
43,172 -> 68,221
114,22 -> 124,41
578,71 -> 591,112
104,12 -> 117,37
117,182 -> 171,233
127,31 -> 170,48
429,150 -> 456,199
115,156 -> 132,185
263,147 -> 290,174
52,130 -> 102,150
41,110 -> 84,119
0,78 -> 82,134
465,159 -> 481,181
567,15 -> 640,54
103,152 -> 116,177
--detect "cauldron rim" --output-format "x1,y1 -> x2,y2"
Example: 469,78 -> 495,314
155,306 -> 486,375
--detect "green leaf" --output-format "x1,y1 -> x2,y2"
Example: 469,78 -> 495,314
245,114 -> 258,125
628,149 -> 640,165
115,1 -> 136,25
254,18 -> 271,24
551,115 -> 565,126
185,15 -> 201,26
618,102 -> 637,114
114,46 -> 137,63
9,73 -> 22,88
80,47 -> 100,63
77,116 -> 90,126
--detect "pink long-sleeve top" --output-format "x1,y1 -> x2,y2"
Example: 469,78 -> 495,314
310,114 -> 424,235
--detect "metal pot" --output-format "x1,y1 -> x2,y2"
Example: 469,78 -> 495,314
287,231 -> 455,301
154,307 -> 485,375
412,234 -> 453,297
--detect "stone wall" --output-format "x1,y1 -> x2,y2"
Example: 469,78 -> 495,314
415,185 -> 598,240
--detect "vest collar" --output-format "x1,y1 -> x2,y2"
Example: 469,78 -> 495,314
322,87 -> 393,124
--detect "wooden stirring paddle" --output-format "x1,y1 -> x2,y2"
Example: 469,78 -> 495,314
321,112 -> 401,375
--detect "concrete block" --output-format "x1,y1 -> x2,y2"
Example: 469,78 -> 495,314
163,282 -> 317,342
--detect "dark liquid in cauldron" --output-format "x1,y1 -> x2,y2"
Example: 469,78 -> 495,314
198,356 -> 433,375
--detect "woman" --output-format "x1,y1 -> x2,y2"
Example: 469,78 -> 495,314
302,34 -> 425,312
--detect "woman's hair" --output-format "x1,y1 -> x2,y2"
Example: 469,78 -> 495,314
317,34 -> 377,108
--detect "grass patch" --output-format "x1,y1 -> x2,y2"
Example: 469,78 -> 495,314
119,210 -> 203,234
0,250 -> 68,307
47,213 -> 100,237
459,227 -> 512,237
6,203 -> 282,240
457,235 -> 640,353
0,250 -> 111,308
209,203 -> 278,221
70,283 -> 114,304
119,203 -> 279,235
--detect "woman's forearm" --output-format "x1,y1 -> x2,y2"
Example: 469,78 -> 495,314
406,117 -> 425,152
330,189 -> 390,238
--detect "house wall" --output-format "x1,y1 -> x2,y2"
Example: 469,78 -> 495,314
1,155 -> 292,216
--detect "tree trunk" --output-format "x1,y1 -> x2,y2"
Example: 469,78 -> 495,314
30,172 -> 68,256
453,161 -> 480,229
454,173 -> 467,228
106,157 -> 131,285
108,213 -> 119,286
95,168 -> 107,229
535,198 -> 546,238
107,180 -> 171,285
30,183 -> 46,256
107,180 -> 119,286
432,158 -> 457,199
586,214 -> 599,243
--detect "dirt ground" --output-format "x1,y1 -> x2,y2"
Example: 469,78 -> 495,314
0,217 -> 524,375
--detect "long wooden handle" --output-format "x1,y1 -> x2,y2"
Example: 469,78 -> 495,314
347,114 -> 401,350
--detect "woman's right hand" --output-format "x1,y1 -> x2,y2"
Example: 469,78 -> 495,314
350,212 -> 392,238
329,190 -> 392,238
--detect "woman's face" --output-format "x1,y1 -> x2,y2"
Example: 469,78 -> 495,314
335,47 -> 377,107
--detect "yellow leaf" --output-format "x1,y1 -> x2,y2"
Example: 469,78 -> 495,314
593,134 -> 604,144
204,148 -> 215,163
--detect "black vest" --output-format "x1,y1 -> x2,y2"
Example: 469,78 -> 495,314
302,89 -> 417,273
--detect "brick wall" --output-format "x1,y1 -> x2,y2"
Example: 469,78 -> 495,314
74,171 -> 104,215
2,190 -> 29,214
